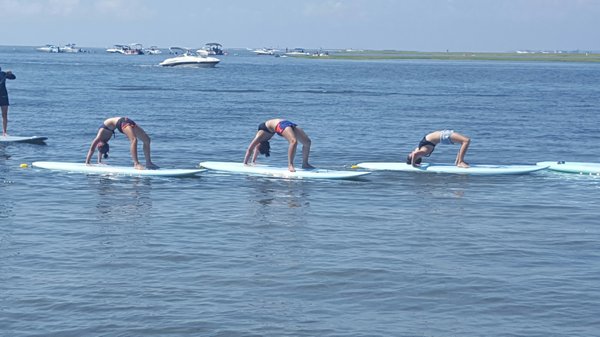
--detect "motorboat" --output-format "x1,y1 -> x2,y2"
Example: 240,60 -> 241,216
253,48 -> 276,55
144,46 -> 162,55
204,43 -> 224,55
106,44 -> 144,55
59,43 -> 81,53
159,47 -> 220,67
123,43 -> 144,55
106,45 -> 126,54
37,43 -> 83,53
284,48 -> 310,56
36,44 -> 60,53
106,47 -> 120,53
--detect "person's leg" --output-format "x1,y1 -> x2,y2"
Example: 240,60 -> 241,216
294,127 -> 314,169
1,105 -> 8,136
280,127 -> 298,172
121,126 -> 143,169
450,132 -> 470,167
133,126 -> 158,169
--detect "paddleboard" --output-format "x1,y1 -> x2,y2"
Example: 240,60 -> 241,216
32,161 -> 205,177
354,162 -> 547,175
0,135 -> 47,144
200,161 -> 370,179
537,161 -> 600,175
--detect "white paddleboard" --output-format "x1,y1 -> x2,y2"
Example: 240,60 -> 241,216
200,161 -> 370,179
537,161 -> 600,175
32,161 -> 205,177
0,135 -> 47,144
354,162 -> 547,175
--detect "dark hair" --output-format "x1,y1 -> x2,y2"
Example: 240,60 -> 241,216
406,154 -> 421,165
259,141 -> 270,157
97,142 -> 110,159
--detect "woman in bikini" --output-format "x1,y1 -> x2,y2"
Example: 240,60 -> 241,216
243,118 -> 314,172
407,130 -> 471,168
85,117 -> 159,170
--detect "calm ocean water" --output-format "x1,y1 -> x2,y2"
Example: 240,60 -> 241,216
1,46 -> 599,336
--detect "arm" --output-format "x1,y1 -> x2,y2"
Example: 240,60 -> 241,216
243,135 -> 261,165
411,148 -> 428,167
251,144 -> 261,163
5,71 -> 16,80
85,137 -> 101,164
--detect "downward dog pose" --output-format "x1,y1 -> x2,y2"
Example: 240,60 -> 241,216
407,130 -> 471,168
85,117 -> 158,170
244,118 -> 314,172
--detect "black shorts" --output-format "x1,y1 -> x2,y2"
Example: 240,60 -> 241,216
0,95 -> 8,106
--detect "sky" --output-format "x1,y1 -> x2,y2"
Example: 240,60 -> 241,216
0,0 -> 598,52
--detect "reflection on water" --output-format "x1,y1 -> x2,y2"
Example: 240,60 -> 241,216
247,177 -> 312,229
0,184 -> 15,220
0,183 -> 15,260
412,173 -> 468,199
86,176 -> 155,260
252,178 -> 310,207
89,176 -> 154,225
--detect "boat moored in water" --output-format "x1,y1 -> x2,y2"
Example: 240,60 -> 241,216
36,44 -> 60,53
106,43 -> 144,55
204,43 -> 225,55
144,46 -> 162,55
159,47 -> 220,67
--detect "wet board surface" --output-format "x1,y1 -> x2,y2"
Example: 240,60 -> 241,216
0,135 -> 47,144
354,162 -> 547,175
200,161 -> 370,179
32,161 -> 205,177
537,161 -> 600,175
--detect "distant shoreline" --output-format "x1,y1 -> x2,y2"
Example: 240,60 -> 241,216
296,50 -> 600,63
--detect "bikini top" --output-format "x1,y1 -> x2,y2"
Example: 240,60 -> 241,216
418,137 -> 437,157
258,122 -> 274,134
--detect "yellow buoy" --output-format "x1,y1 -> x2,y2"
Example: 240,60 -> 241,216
20,163 -> 28,168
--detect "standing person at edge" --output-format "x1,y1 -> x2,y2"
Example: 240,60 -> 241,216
85,117 -> 159,170
0,66 -> 16,136
407,130 -> 471,168
244,118 -> 314,172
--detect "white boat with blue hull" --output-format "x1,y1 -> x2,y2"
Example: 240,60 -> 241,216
159,47 -> 220,67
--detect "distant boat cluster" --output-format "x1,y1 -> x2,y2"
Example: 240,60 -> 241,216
251,47 -> 329,57
35,42 -> 225,68
36,43 -> 85,53
515,49 -> 590,54
34,42 -> 331,68
103,42 -> 226,57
